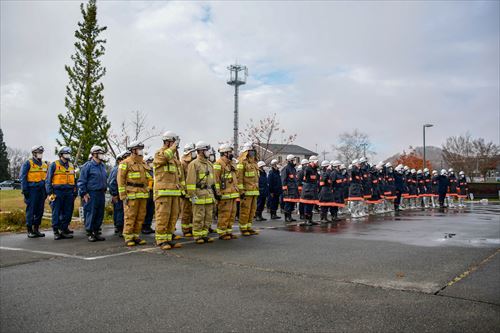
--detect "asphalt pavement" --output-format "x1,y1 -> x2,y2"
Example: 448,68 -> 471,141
1,202 -> 499,332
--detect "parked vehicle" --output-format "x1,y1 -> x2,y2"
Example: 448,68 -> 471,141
0,180 -> 22,190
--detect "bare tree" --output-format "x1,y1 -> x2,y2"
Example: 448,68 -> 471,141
472,138 -> 499,180
7,147 -> 31,179
333,129 -> 375,164
240,113 -> 297,162
108,110 -> 163,158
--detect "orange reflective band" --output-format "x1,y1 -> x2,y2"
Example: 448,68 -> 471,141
299,199 -> 319,204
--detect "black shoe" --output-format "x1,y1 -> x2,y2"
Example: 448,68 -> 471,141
88,233 -> 97,242
63,228 -> 74,234
289,214 -> 297,222
33,225 -> 45,237
27,226 -> 37,238
60,230 -> 74,239
208,227 -> 216,234
142,226 -> 155,234
299,214 -> 305,220
255,214 -> 265,222
94,232 -> 106,241
114,227 -> 120,234
54,230 -> 63,240
86,229 -> 92,237
271,213 -> 281,220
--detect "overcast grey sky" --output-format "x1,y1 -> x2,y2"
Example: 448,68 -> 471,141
1,0 -> 499,161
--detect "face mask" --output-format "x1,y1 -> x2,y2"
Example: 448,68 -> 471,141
35,153 -> 43,160
191,152 -> 197,159
98,153 -> 106,161
209,155 -> 216,163
203,150 -> 210,158
62,154 -> 71,160
228,154 -> 234,160
136,149 -> 144,156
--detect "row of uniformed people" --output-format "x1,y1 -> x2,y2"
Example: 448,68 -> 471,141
20,145 -> 111,240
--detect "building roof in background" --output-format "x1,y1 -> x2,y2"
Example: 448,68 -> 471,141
257,143 -> 317,156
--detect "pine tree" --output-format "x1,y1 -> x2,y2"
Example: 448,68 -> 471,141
0,129 -> 10,181
57,0 -> 111,165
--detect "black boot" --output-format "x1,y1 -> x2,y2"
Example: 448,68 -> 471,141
33,225 -> 45,237
94,231 -> 106,241
302,215 -> 312,226
309,215 -> 319,226
271,212 -> 281,220
88,232 -> 97,242
299,214 -> 305,220
27,226 -> 37,238
288,213 -> 296,222
255,212 -> 265,222
284,213 -> 291,222
60,229 -> 74,239
142,226 -> 155,234
53,229 -> 62,240
320,213 -> 328,223
62,228 -> 74,234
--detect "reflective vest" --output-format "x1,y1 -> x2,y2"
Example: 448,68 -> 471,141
27,159 -> 48,182
52,160 -> 75,185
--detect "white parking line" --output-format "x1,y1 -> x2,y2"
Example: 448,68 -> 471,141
0,246 -> 86,260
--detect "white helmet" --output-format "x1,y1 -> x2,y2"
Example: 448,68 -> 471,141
448,168 -> 454,173
417,169 -> 422,174
330,160 -> 341,167
218,143 -> 233,153
404,165 -> 410,171
309,155 -> 319,163
286,154 -> 295,161
348,164 -> 353,170
195,141 -> 210,151
411,168 -> 416,174
126,141 -> 143,151
257,161 -> 266,168
183,143 -> 195,154
90,145 -> 106,154
394,164 -> 403,172
31,145 -> 44,153
377,164 -> 384,171
270,159 -> 278,166
359,157 -> 367,163
340,164 -> 346,170
432,170 -> 438,175
459,171 -> 465,176
162,130 -> 179,142
297,165 -> 303,171
116,150 -> 130,161
241,142 -> 255,153
423,168 -> 429,173
321,160 -> 330,167
352,159 -> 359,165
385,162 -> 392,168
301,159 -> 309,165
441,169 -> 447,175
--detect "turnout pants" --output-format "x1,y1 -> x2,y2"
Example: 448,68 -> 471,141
50,189 -> 74,231
84,191 -> 105,232
123,198 -> 147,242
217,198 -> 237,236
192,203 -> 214,239
180,197 -> 193,234
240,195 -> 258,231
154,196 -> 180,244
25,187 -> 46,227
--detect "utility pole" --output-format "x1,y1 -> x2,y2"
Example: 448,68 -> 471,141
227,64 -> 248,155
423,124 -> 434,169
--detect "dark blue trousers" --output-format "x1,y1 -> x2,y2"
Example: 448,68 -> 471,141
267,193 -> 280,212
50,189 -> 74,231
304,203 -> 314,216
83,191 -> 105,232
25,187 -> 46,227
256,194 -> 266,213
284,201 -> 295,214
113,200 -> 124,228
143,195 -> 154,228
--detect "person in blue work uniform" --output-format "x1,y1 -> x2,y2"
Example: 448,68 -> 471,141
20,145 -> 48,238
108,150 -> 130,237
46,146 -> 77,240
281,154 -> 299,222
437,169 -> 450,209
77,145 -> 108,242
142,155 -> 155,234
300,155 -> 320,225
254,161 -> 268,221
267,159 -> 282,220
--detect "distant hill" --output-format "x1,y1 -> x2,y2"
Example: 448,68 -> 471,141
385,146 -> 448,170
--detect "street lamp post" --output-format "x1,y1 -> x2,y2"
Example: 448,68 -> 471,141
423,124 -> 434,170
227,64 -> 248,155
